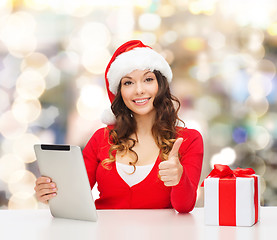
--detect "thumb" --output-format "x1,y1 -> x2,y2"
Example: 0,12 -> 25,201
168,138 -> 183,160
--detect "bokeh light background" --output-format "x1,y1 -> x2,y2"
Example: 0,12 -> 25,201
1,0 -> 277,209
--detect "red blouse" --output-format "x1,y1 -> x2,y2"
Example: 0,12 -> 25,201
82,126 -> 203,213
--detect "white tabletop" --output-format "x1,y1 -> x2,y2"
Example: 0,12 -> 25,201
0,207 -> 276,240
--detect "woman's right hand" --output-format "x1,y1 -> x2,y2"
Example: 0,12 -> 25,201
34,177 -> 57,204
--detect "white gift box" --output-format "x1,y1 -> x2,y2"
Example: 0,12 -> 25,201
204,175 -> 260,226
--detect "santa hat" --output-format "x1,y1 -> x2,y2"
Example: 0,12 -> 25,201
101,40 -> 173,125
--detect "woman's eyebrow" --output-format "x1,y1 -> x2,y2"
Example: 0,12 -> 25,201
143,71 -> 152,76
122,71 -> 152,79
122,75 -> 132,79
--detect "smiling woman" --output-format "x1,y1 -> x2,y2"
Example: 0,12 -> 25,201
120,70 -> 158,118
34,40 -> 204,213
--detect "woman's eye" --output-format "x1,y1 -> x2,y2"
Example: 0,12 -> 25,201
145,77 -> 153,82
123,81 -> 132,86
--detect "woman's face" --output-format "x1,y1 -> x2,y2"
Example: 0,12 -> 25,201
120,69 -> 159,119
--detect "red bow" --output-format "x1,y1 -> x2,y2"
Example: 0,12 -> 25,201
201,164 -> 255,187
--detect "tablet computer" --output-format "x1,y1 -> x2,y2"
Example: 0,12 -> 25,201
34,144 -> 98,222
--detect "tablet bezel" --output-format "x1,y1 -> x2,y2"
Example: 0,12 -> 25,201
34,144 -> 98,222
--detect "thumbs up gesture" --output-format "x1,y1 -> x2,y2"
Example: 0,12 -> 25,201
158,138 -> 184,187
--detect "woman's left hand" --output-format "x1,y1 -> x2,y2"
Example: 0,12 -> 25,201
158,138 -> 183,187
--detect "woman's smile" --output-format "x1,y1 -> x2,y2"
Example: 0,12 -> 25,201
132,97 -> 151,105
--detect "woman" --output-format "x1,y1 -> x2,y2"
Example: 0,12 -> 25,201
35,40 -> 204,213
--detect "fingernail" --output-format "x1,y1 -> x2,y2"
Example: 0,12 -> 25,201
46,179 -> 51,183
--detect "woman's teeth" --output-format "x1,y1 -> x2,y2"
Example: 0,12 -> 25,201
134,99 -> 148,103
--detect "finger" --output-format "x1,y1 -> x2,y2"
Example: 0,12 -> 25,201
168,138 -> 183,159
159,161 -> 170,170
160,175 -> 172,182
36,188 -> 57,200
163,180 -> 176,187
39,192 -> 57,204
36,186 -> 57,201
35,182 -> 56,192
159,160 -> 176,170
36,176 -> 52,185
158,169 -> 171,176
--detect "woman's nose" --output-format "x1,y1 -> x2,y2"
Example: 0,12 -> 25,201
135,82 -> 144,95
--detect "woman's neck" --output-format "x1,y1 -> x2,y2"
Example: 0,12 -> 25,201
133,112 -> 156,136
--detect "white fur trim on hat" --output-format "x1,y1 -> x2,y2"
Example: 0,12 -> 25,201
101,108 -> 116,125
107,47 -> 172,95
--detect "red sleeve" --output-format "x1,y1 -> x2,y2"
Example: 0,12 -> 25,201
82,127 -> 109,189
170,128 -> 204,213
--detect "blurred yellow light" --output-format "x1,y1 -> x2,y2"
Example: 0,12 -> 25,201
0,11 -> 37,58
8,193 -> 38,209
249,126 -> 271,150
16,70 -> 45,99
75,74 -> 94,89
189,2 -> 202,15
77,84 -> 109,121
0,11 -> 36,37
182,38 -> 206,52
208,32 -> 226,50
8,170 -> 37,197
161,31 -> 178,45
158,4 -> 176,18
45,0 -> 128,9
82,48 -> 111,74
8,36 -> 37,58
12,98 -> 42,124
248,73 -> 272,100
0,154 -> 25,183
13,133 -> 40,163
64,0 -> 94,17
24,0 -> 49,10
80,22 -> 111,49
268,22 -> 277,36
0,0 -> 12,14
256,59 -> 276,80
0,0 -> 9,7
189,0 -> 216,15
134,0 -> 151,8
134,32 -> 157,46
162,49 -> 175,65
247,30 -> 264,52
21,52 -> 50,77
245,96 -> 269,117
178,109 -> 206,134
106,6 -> 134,37
203,9 -> 215,16
139,13 -> 161,31
0,111 -> 27,139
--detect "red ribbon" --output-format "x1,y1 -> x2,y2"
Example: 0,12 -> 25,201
201,164 -> 255,186
202,164 -> 258,226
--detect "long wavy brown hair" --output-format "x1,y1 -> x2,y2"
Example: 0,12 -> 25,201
102,70 -> 184,172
